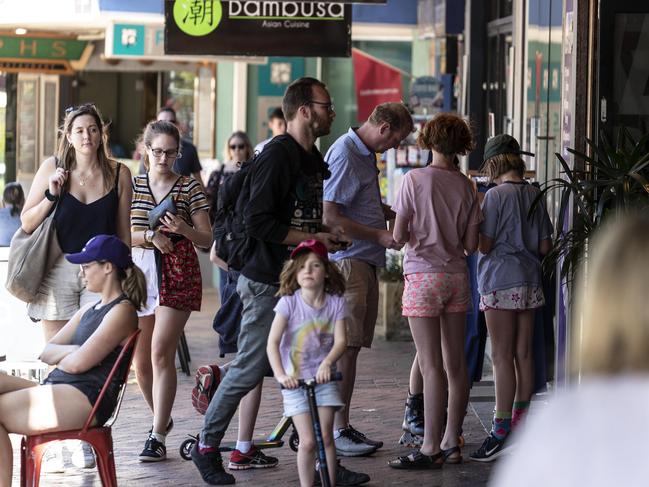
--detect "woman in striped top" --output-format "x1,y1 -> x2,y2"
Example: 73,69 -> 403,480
130,120 -> 211,462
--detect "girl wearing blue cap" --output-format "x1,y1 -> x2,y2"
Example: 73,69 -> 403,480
0,235 -> 146,485
470,135 -> 553,462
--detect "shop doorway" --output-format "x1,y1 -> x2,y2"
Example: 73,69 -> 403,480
485,21 -> 514,139
598,1 -> 649,140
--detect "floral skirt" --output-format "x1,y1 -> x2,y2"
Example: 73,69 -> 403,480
479,285 -> 545,311
157,238 -> 202,311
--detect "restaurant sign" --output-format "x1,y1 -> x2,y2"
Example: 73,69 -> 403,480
165,0 -> 351,57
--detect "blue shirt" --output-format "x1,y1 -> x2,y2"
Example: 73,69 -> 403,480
0,207 -> 21,246
324,128 -> 386,267
476,182 -> 554,294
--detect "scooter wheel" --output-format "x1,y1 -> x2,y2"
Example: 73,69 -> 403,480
289,431 -> 300,452
180,438 -> 196,460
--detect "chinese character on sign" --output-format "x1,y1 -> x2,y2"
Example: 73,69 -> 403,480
270,63 -> 292,85
184,0 -> 214,26
121,28 -> 138,47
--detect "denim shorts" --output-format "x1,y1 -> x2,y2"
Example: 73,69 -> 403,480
281,381 -> 344,418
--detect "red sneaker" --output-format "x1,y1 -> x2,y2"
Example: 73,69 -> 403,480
228,446 -> 279,470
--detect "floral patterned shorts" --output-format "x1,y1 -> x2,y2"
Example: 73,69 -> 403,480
479,285 -> 545,311
402,272 -> 471,318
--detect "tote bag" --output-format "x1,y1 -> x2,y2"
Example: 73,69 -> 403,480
6,209 -> 62,302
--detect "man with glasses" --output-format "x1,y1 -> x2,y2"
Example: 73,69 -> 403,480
323,102 -> 413,456
191,77 -> 369,486
139,107 -> 205,192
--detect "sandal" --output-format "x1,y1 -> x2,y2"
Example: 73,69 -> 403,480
441,446 -> 462,464
388,450 -> 443,470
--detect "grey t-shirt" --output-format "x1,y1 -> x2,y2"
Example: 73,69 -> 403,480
476,181 -> 553,295
324,128 -> 387,267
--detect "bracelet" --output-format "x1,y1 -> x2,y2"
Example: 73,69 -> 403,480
44,189 -> 59,202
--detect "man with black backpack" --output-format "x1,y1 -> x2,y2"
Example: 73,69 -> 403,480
192,78 -> 368,486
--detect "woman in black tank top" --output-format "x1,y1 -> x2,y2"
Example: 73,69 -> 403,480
0,235 -> 146,486
20,104 -> 134,344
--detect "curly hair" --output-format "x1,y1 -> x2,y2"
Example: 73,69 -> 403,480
481,153 -> 526,182
278,251 -> 346,297
417,113 -> 475,156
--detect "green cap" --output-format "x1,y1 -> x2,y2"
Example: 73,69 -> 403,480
483,134 -> 535,162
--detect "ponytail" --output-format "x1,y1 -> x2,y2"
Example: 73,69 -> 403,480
119,264 -> 147,310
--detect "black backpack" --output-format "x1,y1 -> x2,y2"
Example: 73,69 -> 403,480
212,136 -> 300,271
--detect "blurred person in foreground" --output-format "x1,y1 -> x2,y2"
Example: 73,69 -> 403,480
493,213 -> 649,486
0,182 -> 24,246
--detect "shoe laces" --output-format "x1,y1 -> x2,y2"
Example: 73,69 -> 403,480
340,428 -> 365,444
348,425 -> 367,439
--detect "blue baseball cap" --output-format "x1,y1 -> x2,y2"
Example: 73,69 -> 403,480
66,234 -> 133,270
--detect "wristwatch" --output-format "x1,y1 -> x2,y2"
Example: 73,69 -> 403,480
144,229 -> 155,244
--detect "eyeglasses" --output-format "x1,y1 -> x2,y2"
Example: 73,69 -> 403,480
230,144 -> 246,151
148,147 -> 181,159
308,100 -> 335,113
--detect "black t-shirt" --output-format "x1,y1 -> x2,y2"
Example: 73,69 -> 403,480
172,138 -> 202,176
241,134 -> 328,285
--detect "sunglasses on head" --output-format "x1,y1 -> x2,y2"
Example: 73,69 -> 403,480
65,103 -> 97,115
230,144 -> 246,150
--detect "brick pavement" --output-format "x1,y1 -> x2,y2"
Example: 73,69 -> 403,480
10,288 -> 497,486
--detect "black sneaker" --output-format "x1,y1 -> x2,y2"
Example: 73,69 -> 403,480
138,435 -> 167,462
469,433 -> 510,462
347,424 -> 383,449
313,460 -> 370,486
191,442 -> 235,485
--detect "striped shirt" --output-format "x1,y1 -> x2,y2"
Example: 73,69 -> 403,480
131,175 -> 209,248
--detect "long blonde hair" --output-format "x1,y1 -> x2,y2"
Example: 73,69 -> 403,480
117,264 -> 148,311
573,214 -> 649,376
57,103 -> 116,192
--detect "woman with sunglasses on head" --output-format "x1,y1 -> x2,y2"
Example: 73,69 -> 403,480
0,234 -> 146,487
131,120 -> 212,462
21,104 -> 133,343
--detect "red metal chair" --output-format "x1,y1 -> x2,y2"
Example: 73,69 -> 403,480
20,329 -> 141,487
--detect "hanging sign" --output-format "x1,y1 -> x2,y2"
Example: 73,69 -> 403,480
165,0 -> 352,57
352,48 -> 403,122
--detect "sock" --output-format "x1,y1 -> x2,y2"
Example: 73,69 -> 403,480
150,432 -> 166,444
198,440 -> 217,455
235,440 -> 252,454
334,427 -> 345,440
511,401 -> 530,429
491,411 -> 512,440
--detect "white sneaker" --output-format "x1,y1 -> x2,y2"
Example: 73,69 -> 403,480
69,440 -> 96,469
334,428 -> 377,457
41,443 -> 65,473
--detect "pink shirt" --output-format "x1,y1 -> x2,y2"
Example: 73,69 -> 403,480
392,165 -> 483,274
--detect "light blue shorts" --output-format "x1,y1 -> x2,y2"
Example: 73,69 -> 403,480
281,381 -> 344,418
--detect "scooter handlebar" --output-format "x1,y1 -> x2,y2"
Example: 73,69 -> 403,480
281,371 -> 342,389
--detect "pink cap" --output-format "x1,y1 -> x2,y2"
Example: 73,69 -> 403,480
290,239 -> 328,261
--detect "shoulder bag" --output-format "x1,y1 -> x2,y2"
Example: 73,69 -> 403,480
6,197 -> 62,303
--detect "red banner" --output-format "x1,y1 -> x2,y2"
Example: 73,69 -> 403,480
352,48 -> 403,122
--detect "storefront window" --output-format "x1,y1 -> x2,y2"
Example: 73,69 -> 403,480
487,0 -> 513,21
162,71 -> 196,140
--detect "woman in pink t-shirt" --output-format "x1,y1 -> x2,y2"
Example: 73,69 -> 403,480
388,113 -> 482,469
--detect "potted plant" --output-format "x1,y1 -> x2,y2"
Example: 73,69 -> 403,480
376,249 -> 411,341
534,128 -> 649,282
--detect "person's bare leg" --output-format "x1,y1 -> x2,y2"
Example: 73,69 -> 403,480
41,320 -> 67,343
333,346 -> 360,430
409,354 -> 423,395
237,382 -> 263,443
440,312 -> 469,450
151,307 -> 190,434
292,413 -> 316,487
318,407 -> 337,486
514,310 -> 535,402
0,383 -> 92,487
134,314 -> 155,412
484,310 -> 516,412
408,316 -> 444,456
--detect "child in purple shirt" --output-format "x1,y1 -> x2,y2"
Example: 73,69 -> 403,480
267,239 -> 347,487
